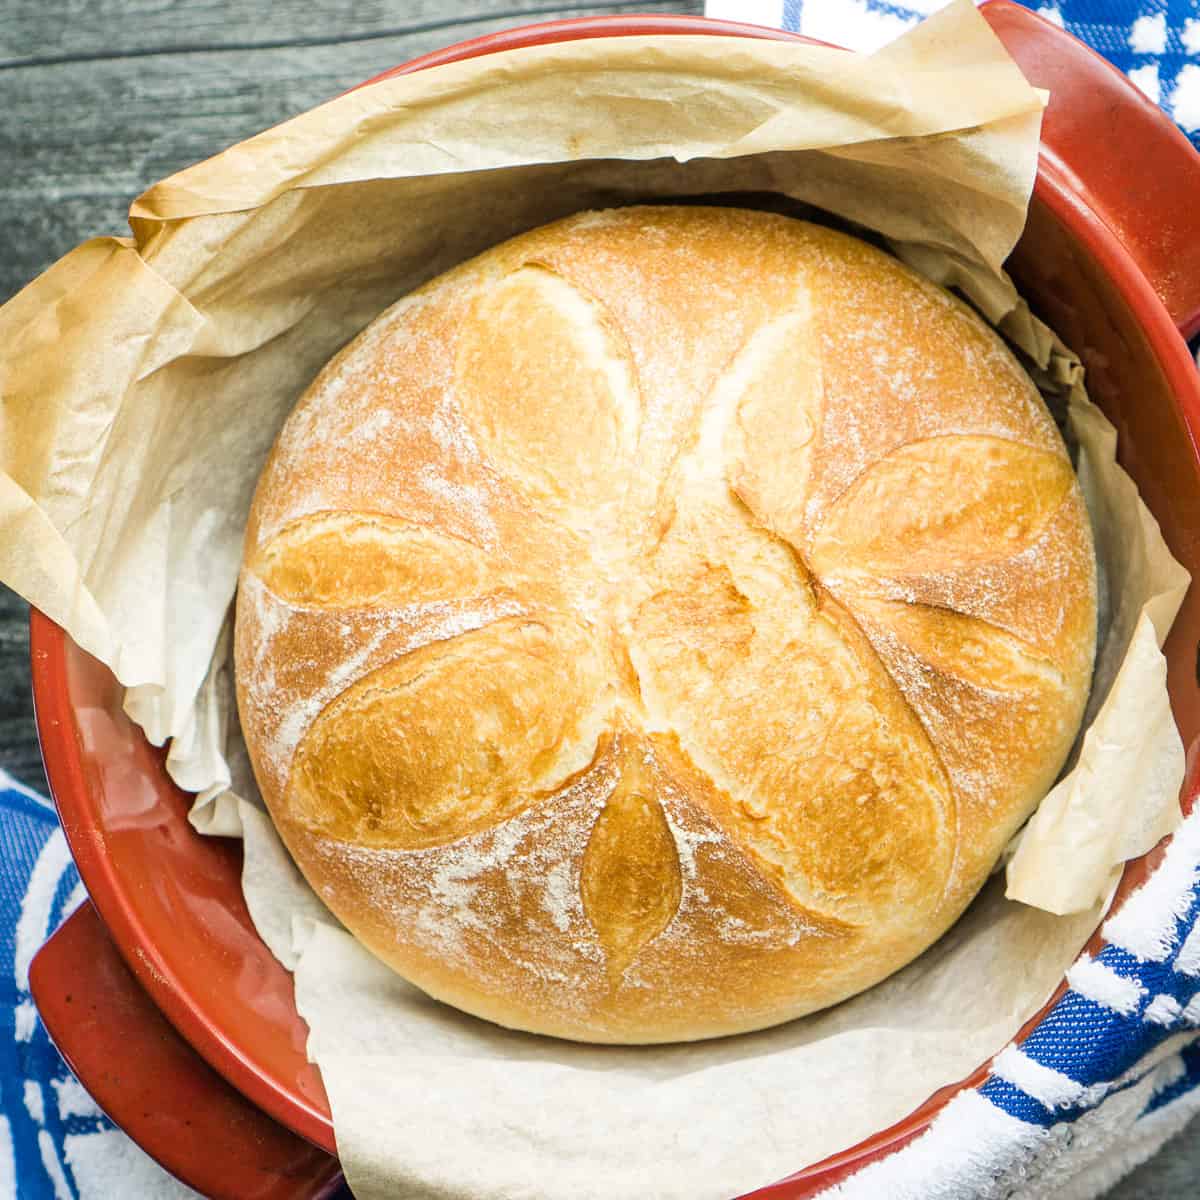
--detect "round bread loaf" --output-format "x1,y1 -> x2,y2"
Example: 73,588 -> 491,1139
235,206 -> 1097,1044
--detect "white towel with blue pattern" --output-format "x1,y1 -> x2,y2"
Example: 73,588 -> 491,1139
0,772 -> 198,1198
708,0 -> 1200,152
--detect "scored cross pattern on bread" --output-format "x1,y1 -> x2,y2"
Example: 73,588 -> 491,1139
235,207 -> 1096,1043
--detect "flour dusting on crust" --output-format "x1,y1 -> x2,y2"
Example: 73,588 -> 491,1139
234,208 -> 1097,1042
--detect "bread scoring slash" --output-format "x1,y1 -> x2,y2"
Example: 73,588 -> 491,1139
234,207 -> 1097,1044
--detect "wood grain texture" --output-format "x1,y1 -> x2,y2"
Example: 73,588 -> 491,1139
0,0 -> 701,307
0,0 -> 1195,1185
0,0 -> 696,64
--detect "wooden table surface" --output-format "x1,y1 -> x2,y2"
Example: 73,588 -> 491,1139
2,1 -> 1196,1195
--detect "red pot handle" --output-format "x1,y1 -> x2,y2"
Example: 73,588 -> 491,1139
29,902 -> 344,1200
980,0 -> 1200,340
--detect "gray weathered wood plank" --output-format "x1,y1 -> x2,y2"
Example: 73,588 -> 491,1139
0,0 -> 699,64
0,586 -> 43,793
1,0 -> 700,304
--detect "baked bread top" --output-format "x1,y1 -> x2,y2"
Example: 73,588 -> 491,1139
235,206 -> 1096,1043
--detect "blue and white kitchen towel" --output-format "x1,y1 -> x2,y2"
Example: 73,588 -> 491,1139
5,0 -> 1200,1194
0,773 -> 199,1198
806,813 -> 1200,1198
707,0 -> 1200,149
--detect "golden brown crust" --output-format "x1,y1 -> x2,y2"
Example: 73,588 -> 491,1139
235,206 -> 1097,1043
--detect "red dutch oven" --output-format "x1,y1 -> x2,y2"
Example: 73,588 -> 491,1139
27,4 -> 1200,1197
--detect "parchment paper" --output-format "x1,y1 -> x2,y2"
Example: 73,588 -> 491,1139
0,3 -> 1189,1196
1005,388 -> 1191,912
